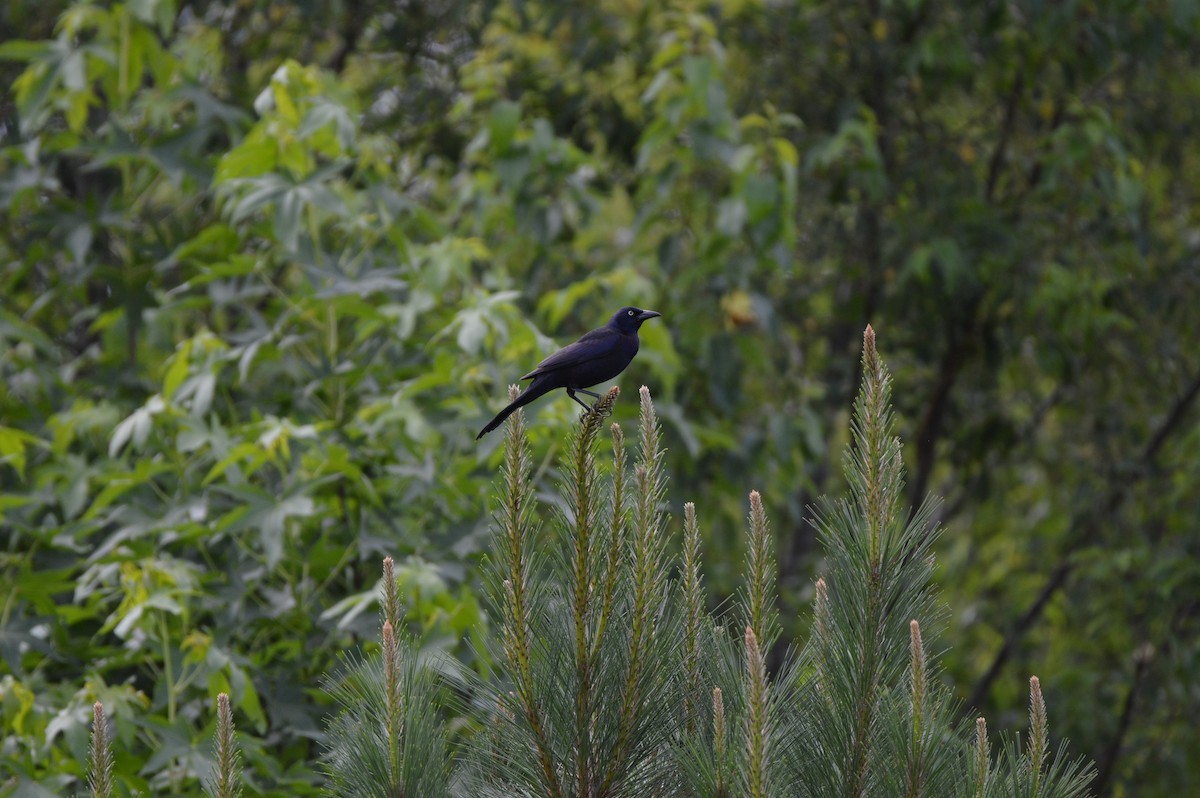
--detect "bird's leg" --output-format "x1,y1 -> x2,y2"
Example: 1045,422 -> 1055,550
581,390 -> 602,412
566,389 -> 594,415
571,387 -> 614,417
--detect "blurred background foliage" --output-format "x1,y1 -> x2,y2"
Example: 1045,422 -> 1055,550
1,0 -> 1197,794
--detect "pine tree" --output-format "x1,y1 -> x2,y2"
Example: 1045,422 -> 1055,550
315,326 -> 1094,798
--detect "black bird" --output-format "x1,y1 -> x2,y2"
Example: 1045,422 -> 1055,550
476,306 -> 662,439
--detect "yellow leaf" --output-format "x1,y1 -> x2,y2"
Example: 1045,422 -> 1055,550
0,427 -> 42,479
163,339 -> 193,400
774,137 -> 799,168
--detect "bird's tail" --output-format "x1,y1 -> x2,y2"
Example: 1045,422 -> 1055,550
476,380 -> 552,440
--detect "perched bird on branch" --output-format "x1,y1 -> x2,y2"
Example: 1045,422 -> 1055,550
476,306 -> 662,439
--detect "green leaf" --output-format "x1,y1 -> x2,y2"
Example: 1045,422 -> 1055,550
488,100 -> 521,153
0,427 -> 44,479
109,395 -> 166,457
0,494 -> 35,512
456,308 -> 488,354
3,777 -> 65,798
227,488 -> 317,569
162,339 -> 192,400
83,459 -> 172,519
716,196 -> 747,236
216,135 -> 278,182
203,442 -> 269,485
0,40 -> 51,61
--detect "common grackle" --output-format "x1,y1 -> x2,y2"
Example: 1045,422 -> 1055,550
476,306 -> 662,439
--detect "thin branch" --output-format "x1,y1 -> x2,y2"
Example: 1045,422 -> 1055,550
985,71 -> 1025,202
969,366 -> 1200,708
1142,368 -> 1200,462
1091,648 -> 1151,797
909,334 -> 969,510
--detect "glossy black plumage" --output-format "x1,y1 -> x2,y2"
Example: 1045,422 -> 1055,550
476,306 -> 662,439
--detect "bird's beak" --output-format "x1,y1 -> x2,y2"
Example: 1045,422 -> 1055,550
638,310 -> 662,321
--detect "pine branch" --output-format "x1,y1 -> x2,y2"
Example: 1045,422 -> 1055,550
206,693 -> 242,798
743,626 -> 769,798
322,561 -> 452,798
852,324 -> 901,567
812,577 -> 832,705
973,717 -> 990,798
564,387 -> 613,795
1028,676 -> 1047,798
600,385 -> 669,797
383,621 -> 404,792
88,702 -> 113,798
682,501 -> 704,735
981,677 -> 1093,798
803,326 -> 946,798
714,687 -> 728,798
495,384 -> 564,798
590,422 -> 627,663
381,555 -> 403,632
743,490 -> 779,649
905,620 -> 928,798
844,325 -> 896,798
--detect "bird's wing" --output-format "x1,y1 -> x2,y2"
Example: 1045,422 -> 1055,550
520,328 -> 618,380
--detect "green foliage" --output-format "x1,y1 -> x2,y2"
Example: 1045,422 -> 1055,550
796,325 -> 948,795
468,385 -> 680,796
2,0 -> 1198,794
316,331 -> 1091,798
323,558 -> 454,798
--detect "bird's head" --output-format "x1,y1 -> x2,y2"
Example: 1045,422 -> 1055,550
610,306 -> 662,333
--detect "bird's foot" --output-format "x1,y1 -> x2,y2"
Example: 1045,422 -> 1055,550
590,402 -> 614,420
577,404 -> 610,421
